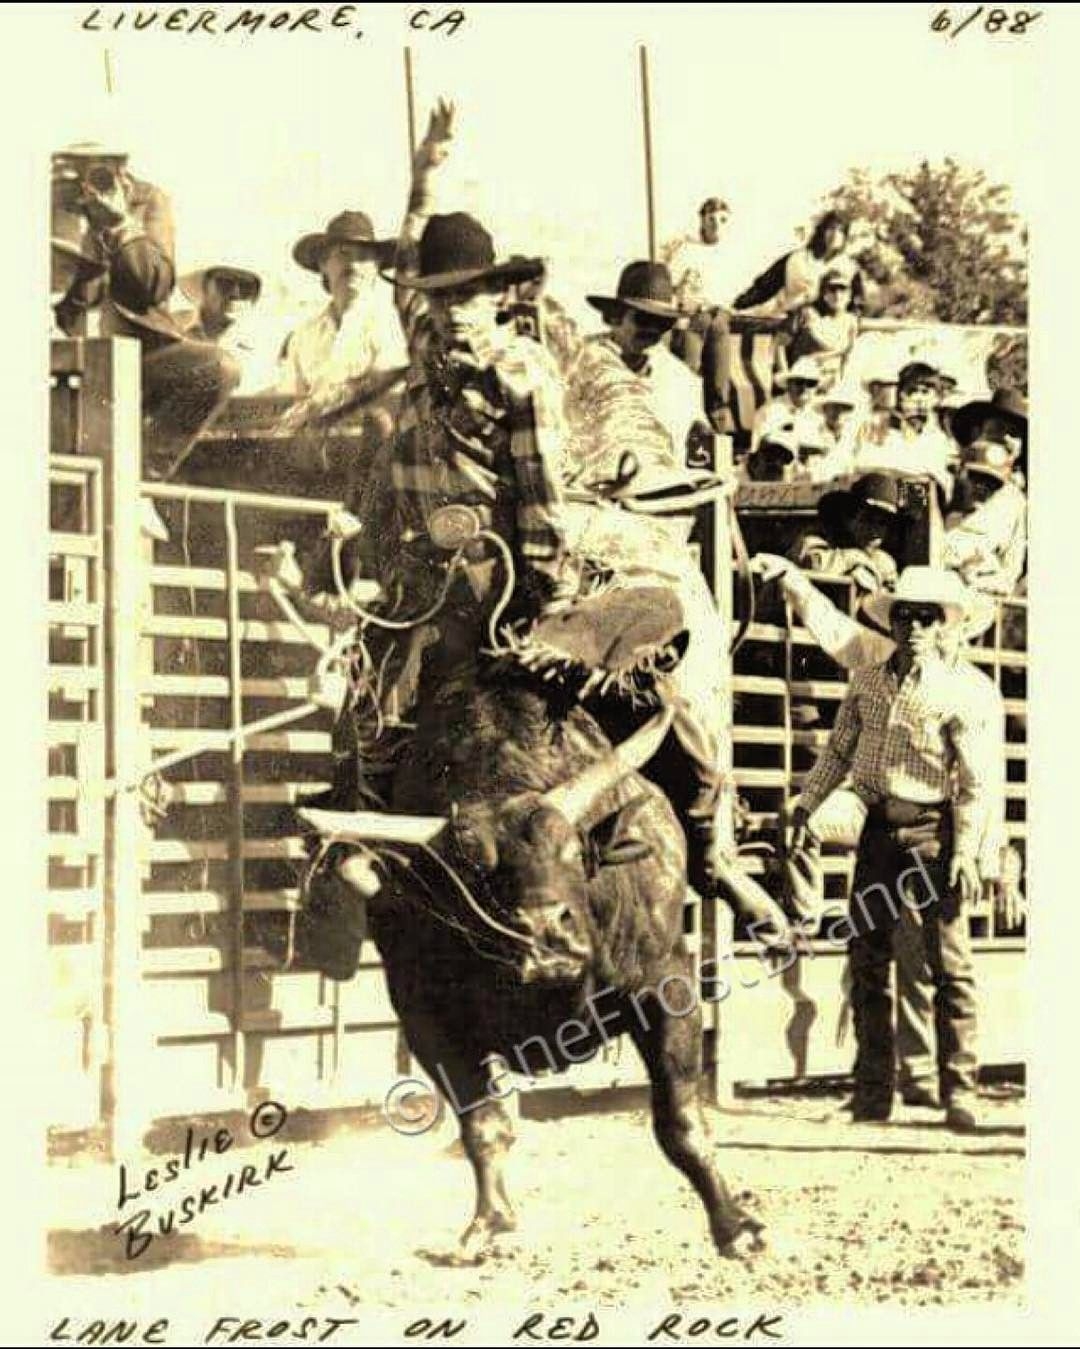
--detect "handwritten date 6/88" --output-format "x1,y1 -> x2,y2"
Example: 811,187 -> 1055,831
931,7 -> 1042,38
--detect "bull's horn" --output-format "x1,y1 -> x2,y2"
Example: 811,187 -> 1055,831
298,808 -> 447,845
541,706 -> 675,825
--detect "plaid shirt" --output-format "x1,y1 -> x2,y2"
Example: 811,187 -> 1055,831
799,655 -> 1004,863
390,189 -> 568,593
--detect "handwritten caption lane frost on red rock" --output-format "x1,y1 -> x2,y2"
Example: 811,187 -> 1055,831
47,1312 -> 787,1345
80,5 -> 467,39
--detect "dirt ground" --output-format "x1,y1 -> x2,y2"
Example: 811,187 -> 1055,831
45,1086 -> 1025,1326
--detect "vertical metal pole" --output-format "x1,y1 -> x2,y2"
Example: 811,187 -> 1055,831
223,501 -> 247,1096
404,46 -> 418,162
639,45 -> 657,262
92,337 -> 148,1158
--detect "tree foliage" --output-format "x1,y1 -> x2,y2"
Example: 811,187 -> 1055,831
824,159 -> 1028,390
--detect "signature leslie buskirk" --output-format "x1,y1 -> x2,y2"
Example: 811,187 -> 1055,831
113,1100 -> 293,1259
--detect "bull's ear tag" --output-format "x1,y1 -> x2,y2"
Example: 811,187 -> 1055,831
428,504 -> 482,551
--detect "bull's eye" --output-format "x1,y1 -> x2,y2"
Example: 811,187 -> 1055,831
453,824 -> 497,871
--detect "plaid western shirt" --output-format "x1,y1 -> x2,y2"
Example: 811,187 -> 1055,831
798,655 -> 1004,863
390,185 -> 568,593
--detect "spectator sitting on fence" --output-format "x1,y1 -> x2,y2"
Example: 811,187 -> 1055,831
790,471 -> 901,594
750,356 -> 822,454
943,427 -> 1027,602
277,210 -> 409,432
791,566 -> 1007,1131
662,195 -> 739,435
51,142 -> 241,479
854,361 -> 955,501
176,262 -> 278,394
791,378 -> 862,482
733,210 -> 865,318
784,267 -> 859,390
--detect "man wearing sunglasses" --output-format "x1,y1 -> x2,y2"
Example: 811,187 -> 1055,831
177,263 -> 277,394
789,567 -> 1005,1132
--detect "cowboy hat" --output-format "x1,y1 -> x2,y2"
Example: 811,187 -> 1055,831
897,360 -> 942,393
388,212 -> 545,293
179,263 -> 262,305
818,472 -> 902,539
54,140 -> 129,162
779,357 -> 823,387
292,211 -> 395,274
862,565 -> 972,630
586,260 -> 684,324
951,387 -> 1028,449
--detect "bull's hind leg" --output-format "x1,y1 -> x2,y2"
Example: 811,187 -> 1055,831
406,1025 -> 517,1258
629,978 -> 764,1258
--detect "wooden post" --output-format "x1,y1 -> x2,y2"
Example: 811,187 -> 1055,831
639,45 -> 657,262
404,46 -> 418,162
90,336 -> 150,1159
223,500 -> 248,1095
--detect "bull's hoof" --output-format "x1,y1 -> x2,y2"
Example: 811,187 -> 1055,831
457,1210 -> 518,1264
715,1216 -> 766,1260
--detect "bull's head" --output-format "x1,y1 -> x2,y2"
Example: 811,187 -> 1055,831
299,708 -> 674,985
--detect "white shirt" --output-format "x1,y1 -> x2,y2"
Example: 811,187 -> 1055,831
644,341 -> 706,453
854,415 -> 955,498
662,235 -> 740,311
278,297 -> 408,399
944,481 -> 1027,597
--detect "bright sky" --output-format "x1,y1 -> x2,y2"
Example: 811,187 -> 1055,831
29,2 -> 1042,334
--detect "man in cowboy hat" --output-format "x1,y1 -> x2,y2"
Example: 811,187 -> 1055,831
51,141 -> 241,477
176,262 -> 277,394
750,356 -> 822,455
277,210 -> 408,427
369,98 -> 573,635
565,259 -> 705,472
792,471 -> 901,594
791,566 -> 1005,1130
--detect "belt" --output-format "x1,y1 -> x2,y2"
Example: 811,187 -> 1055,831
865,798 -> 950,829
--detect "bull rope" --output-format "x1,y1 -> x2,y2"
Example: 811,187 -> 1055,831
329,529 -> 517,653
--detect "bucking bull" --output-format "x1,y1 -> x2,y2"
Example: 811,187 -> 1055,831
294,588 -> 789,1262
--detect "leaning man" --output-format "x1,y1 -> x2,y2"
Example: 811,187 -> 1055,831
791,566 -> 1004,1132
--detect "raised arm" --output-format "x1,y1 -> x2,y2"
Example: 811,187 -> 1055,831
394,98 -> 455,341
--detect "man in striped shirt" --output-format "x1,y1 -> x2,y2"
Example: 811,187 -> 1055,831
791,567 -> 1004,1130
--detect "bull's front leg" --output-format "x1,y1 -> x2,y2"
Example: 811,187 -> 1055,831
406,1024 -> 517,1259
629,972 -> 764,1259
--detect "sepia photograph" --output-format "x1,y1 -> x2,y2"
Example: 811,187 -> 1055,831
4,1 -> 1078,1343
